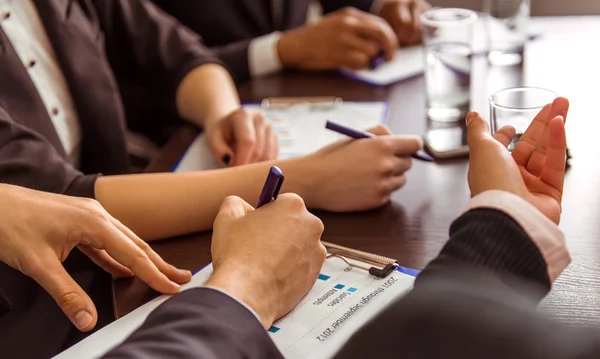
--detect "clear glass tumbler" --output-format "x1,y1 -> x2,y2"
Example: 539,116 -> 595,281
421,8 -> 478,123
483,0 -> 530,66
490,86 -> 557,151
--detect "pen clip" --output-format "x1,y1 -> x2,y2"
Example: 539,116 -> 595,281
273,175 -> 283,200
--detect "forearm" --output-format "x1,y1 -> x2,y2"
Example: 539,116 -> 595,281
94,157 -> 312,241
175,64 -> 240,129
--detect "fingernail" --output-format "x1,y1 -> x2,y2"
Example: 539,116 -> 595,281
466,111 -> 478,125
179,269 -> 192,277
222,154 -> 231,165
73,310 -> 92,330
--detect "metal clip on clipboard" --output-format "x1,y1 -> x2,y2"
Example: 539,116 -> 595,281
322,241 -> 399,279
260,96 -> 343,110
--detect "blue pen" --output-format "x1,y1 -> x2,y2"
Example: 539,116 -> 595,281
325,120 -> 435,162
370,51 -> 386,70
256,166 -> 285,208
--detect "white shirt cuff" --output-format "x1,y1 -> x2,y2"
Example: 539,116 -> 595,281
248,32 -> 283,78
461,190 -> 571,284
203,286 -> 262,322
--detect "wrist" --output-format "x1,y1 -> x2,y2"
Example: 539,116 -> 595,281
206,264 -> 277,329
277,31 -> 301,69
276,156 -> 318,208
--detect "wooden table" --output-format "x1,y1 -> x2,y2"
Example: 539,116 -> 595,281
114,17 -> 600,325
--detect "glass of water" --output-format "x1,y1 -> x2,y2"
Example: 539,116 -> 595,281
483,0 -> 530,66
421,8 -> 478,123
490,87 -> 557,151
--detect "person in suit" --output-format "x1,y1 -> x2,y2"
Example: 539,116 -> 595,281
0,1 -> 422,357
92,99 -> 582,358
152,0 -> 432,83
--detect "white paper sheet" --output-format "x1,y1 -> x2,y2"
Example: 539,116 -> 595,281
340,46 -> 424,86
54,257 -> 414,359
174,102 -> 387,172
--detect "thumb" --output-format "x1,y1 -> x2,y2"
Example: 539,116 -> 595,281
365,124 -> 393,136
215,196 -> 255,223
30,257 -> 97,332
466,111 -> 491,150
207,131 -> 234,166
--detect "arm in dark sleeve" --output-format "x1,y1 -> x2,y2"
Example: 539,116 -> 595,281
335,209 -> 600,359
319,0 -> 375,13
92,0 -> 224,116
0,108 -> 97,198
210,41 -> 254,84
102,288 -> 283,359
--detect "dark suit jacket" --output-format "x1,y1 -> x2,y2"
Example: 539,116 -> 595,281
152,0 -> 376,83
102,208 -> 591,359
0,1 -> 220,358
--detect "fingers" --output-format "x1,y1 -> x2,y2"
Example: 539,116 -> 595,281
382,135 -> 424,155
540,116 -> 567,192
231,114 -> 257,166
493,125 -> 517,148
29,255 -> 97,332
216,196 -> 255,223
261,122 -> 278,161
408,1 -> 427,44
268,125 -> 279,159
348,10 -> 398,59
77,245 -> 134,278
110,218 -> 192,285
90,221 -> 181,295
252,115 -> 266,162
366,124 -> 393,136
395,3 -> 414,44
466,111 -> 492,148
342,33 -> 380,59
513,97 -> 570,167
387,174 -> 407,192
207,128 -> 235,166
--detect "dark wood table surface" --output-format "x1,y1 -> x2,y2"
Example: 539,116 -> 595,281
114,17 -> 600,326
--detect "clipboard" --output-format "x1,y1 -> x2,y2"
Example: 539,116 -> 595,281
173,97 -> 388,173
53,242 -> 418,359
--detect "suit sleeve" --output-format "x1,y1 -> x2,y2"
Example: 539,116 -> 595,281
0,107 -> 98,197
319,0 -> 375,13
334,208 -> 600,359
92,0 -> 224,117
209,41 -> 254,84
102,288 -> 283,359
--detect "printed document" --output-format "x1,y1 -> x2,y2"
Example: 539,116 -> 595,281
53,257 -> 414,359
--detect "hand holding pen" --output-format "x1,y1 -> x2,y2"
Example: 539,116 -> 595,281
325,120 -> 434,162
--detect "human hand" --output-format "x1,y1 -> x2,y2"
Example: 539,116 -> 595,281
204,107 -> 278,166
206,195 -> 326,328
299,125 -> 423,212
466,97 -> 569,224
277,7 -> 398,70
0,185 -> 192,332
378,0 -> 432,45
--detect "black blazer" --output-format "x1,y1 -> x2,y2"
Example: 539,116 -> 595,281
0,1 -> 219,358
103,208 -> 562,359
153,0 -> 376,83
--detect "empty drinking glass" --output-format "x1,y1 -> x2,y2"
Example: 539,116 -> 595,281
490,86 -> 557,151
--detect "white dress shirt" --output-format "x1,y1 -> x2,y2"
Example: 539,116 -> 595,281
0,0 -> 82,167
248,0 -> 391,77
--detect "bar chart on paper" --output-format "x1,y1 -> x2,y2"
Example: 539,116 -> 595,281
268,257 -> 415,359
